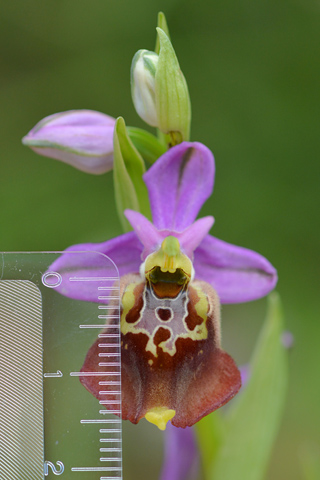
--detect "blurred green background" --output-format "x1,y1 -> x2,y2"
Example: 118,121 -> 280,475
1,0 -> 319,478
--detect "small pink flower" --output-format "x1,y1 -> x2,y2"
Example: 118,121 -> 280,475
22,110 -> 115,174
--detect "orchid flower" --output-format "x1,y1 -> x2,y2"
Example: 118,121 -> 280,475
50,141 -> 277,430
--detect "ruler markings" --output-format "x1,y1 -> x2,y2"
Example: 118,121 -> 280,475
99,381 -> 121,385
99,391 -> 120,395
99,362 -> 121,367
98,296 -> 120,300
74,280 -> 121,477
100,477 -> 122,480
79,324 -> 120,329
100,439 -> 122,443
98,306 -> 120,310
69,277 -> 118,282
71,466 -> 121,471
99,410 -> 121,415
70,372 -> 120,377
98,287 -> 119,291
100,448 -> 122,452
98,334 -> 120,338
81,419 -> 121,424
99,383 -> 121,388
98,353 -> 120,357
100,457 -> 122,462
1,259 -> 122,479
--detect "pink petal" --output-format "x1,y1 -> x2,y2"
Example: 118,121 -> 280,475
193,235 -> 278,303
178,216 -> 214,258
144,142 -> 215,231
49,232 -> 143,302
124,209 -> 163,257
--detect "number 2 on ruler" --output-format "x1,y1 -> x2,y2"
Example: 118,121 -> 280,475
44,460 -> 65,475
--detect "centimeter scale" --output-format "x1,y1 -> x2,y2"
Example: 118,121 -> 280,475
0,252 -> 123,480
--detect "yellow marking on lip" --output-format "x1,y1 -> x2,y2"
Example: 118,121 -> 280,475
145,407 -> 176,430
193,285 -> 209,322
120,281 -> 140,334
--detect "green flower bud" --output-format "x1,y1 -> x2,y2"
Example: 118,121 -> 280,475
131,49 -> 159,127
131,28 -> 191,146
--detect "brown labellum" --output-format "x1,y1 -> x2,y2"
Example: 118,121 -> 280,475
80,273 -> 241,428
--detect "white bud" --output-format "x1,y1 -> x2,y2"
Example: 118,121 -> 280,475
131,49 -> 159,127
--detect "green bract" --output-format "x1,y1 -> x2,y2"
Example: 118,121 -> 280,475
155,11 -> 170,55
113,117 -> 151,232
155,28 -> 191,145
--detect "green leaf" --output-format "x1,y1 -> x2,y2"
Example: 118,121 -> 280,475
113,117 -> 151,232
127,126 -> 166,164
299,443 -> 320,480
196,411 -> 225,474
155,28 -> 191,145
155,12 -> 170,55
209,292 -> 288,480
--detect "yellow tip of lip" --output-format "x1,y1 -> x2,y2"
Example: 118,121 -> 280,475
145,407 -> 176,430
